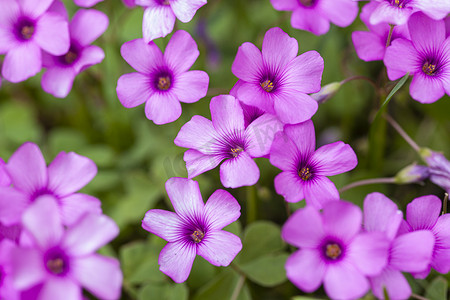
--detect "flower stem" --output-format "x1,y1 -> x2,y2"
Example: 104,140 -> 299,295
411,293 -> 429,300
384,114 -> 421,153
386,24 -> 395,47
230,267 -> 246,300
339,177 -> 396,193
443,193 -> 449,215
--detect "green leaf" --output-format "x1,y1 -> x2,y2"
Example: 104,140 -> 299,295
425,276 -> 448,300
0,101 -> 42,145
193,269 -> 251,300
138,282 -> 188,300
239,252 -> 288,287
235,221 -> 283,265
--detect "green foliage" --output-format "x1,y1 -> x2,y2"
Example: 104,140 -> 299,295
425,276 -> 448,300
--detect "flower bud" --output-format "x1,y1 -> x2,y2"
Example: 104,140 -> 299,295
310,82 -> 342,104
420,148 -> 450,193
394,163 -> 429,184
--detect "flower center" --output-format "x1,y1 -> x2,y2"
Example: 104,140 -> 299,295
325,243 -> 342,260
21,25 -> 34,40
299,0 -> 315,7
230,147 -> 244,158
390,0 -> 408,8
47,258 -> 65,274
190,230 -> 205,243
157,76 -> 171,90
298,167 -> 312,181
260,80 -> 274,92
422,61 -> 436,76
64,50 -> 78,65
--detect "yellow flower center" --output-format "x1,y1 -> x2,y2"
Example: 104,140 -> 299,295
326,244 -> 342,260
260,80 -> 274,92
158,76 -> 171,90
298,167 -> 312,181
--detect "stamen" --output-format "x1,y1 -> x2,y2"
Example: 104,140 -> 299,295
393,0 -> 404,8
298,167 -> 312,181
326,244 -> 342,259
230,147 -> 244,158
157,76 -> 171,90
260,80 -> 274,92
21,25 -> 34,40
422,62 -> 436,75
47,258 -> 64,274
162,0 -> 170,4
64,50 -> 78,65
300,0 -> 315,6
190,230 -> 204,243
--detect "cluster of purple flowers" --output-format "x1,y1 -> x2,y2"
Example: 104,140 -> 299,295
0,143 -> 122,299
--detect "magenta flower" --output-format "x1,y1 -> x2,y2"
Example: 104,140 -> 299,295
73,0 -> 103,7
368,0 -> 450,26
0,142 -> 101,227
282,201 -> 390,300
269,120 -> 357,209
116,30 -> 209,124
0,158 -> 10,187
0,240 -> 18,300
142,177 -> 242,283
11,196 -> 122,299
363,193 -> 435,300
352,2 -> 410,62
175,95 -> 282,188
270,0 -> 358,36
231,27 -> 323,124
136,0 -> 207,42
421,149 -> 450,193
398,195 -> 450,278
42,9 -> 108,98
384,12 -> 450,103
0,0 -> 70,83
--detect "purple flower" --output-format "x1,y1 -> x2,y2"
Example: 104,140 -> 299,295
363,193 -> 435,300
231,27 -> 323,124
269,120 -> 357,209
421,149 -> 450,193
270,0 -> 358,36
0,0 -> 70,82
352,2 -> 410,62
174,95 -> 282,188
0,142 -> 101,227
368,0 -> 450,26
41,9 -> 108,98
384,12 -> 450,103
0,240 -> 18,300
142,177 -> 242,283
137,0 -> 207,42
122,0 -> 137,8
116,30 -> 209,125
282,201 -> 390,300
73,0 -> 103,7
11,196 -> 122,299
398,195 -> 450,278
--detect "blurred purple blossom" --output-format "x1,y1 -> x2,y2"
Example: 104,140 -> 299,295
282,201 -> 389,300
175,95 -> 282,188
116,30 -> 209,124
231,27 -> 323,124
142,178 -> 242,283
73,0 -> 103,7
363,193 -> 434,300
41,9 -> 108,98
0,240 -> 18,300
421,149 -> 450,193
384,12 -> 450,103
11,196 -> 122,299
0,0 -> 70,83
269,120 -> 357,209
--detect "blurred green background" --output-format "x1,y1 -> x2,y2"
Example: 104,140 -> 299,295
0,0 -> 449,299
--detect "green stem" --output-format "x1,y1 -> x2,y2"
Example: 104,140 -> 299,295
411,293 -> 429,300
443,193 -> 448,215
339,177 -> 396,193
384,114 -> 421,153
230,275 -> 246,300
386,24 -> 395,47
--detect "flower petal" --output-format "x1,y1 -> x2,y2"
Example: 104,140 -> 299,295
324,261 -> 369,300
175,116 -> 218,154
170,0 -> 206,23
319,0 -> 358,27
352,31 -> 385,62
172,70 -> 209,103
184,150 -> 222,178
262,27 -> 298,70
406,195 -> 441,230
283,50 -> 323,93
322,201 -> 362,242
273,91 -> 318,124
11,248 -> 45,290
142,5 -> 175,42
165,177 -> 204,218
282,205 -> 324,248
164,30 -> 199,74
142,209 -> 184,242
270,0 -> 298,11
303,177 -> 339,210
409,12 -> 445,53
245,113 -> 283,157
120,39 -> 164,74
70,9 -> 108,46
285,249 -> 325,293
210,95 -> 245,134
158,240 -> 196,283
2,42 -> 42,83
347,232 -> 389,276
41,66 -> 76,98
59,193 -> 102,226
383,38 -> 419,81
34,12 -> 70,55
72,254 -> 122,300
285,120 -> 316,157
409,72 -> 445,104
269,131 -> 300,171
47,151 -> 97,197
231,42 -> 263,82
291,7 -> 330,36
62,213 -> 119,256
311,141 -> 358,176
274,171 -> 305,203
39,277 -> 81,300
73,0 -> 104,7
369,1 -> 411,25
236,81 -> 276,114
204,189 -> 241,231
116,73 -> 153,108
144,91 -> 182,124
370,268 -> 411,300
73,45 -> 105,73
19,0 -> 53,18
0,187 -> 29,225
197,230 -> 242,266
219,152 -> 260,188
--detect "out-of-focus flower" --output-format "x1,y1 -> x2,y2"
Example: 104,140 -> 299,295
420,148 -> 450,193
175,95 -> 282,188
137,0 -> 207,42
0,158 -> 10,187
394,163 -> 429,184
363,193 -> 434,300
384,12 -> 450,103
0,142 -> 101,227
352,2 -> 410,61
73,0 -> 103,7
269,120 -> 357,209
282,201 -> 389,300
310,81 -> 342,104
41,9 -> 108,98
11,196 -> 122,299
231,27 -> 323,124
0,240 -> 18,300
367,0 -> 450,26
122,0 -> 136,8
116,30 -> 209,124
399,195 -> 450,278
270,0 -> 358,36
0,0 -> 69,82
142,178 -> 242,283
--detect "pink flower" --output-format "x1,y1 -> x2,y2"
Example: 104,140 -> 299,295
73,0 -> 103,7
116,30 -> 209,124
11,196 -> 122,300
0,240 -> 18,300
142,178 -> 242,283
